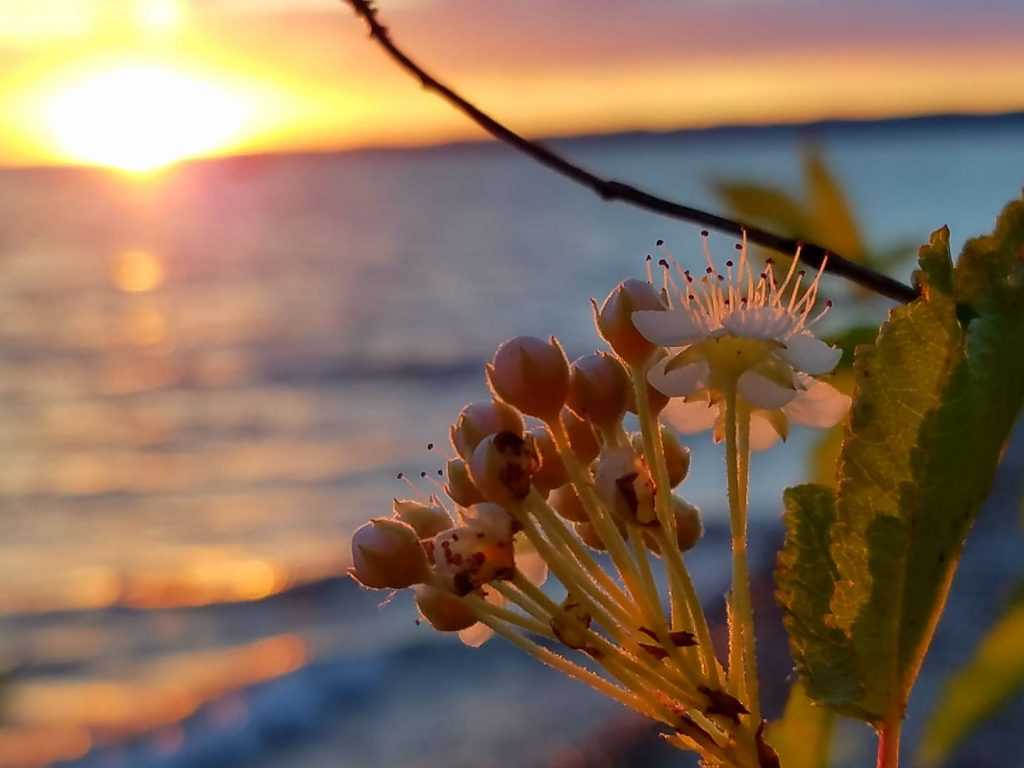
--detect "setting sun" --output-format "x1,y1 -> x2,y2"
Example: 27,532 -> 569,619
44,65 -> 247,173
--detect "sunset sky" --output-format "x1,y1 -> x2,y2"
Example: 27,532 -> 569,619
2,0 -> 1023,170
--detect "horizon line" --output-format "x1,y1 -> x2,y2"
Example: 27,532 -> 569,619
6,107 -> 1023,175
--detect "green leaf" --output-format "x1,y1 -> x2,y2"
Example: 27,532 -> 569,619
766,681 -> 835,768
777,198 -> 1024,725
710,181 -> 809,237
918,590 -> 1024,766
805,149 -> 865,262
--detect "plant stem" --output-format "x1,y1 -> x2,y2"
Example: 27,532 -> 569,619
343,0 -> 919,304
723,384 -> 759,721
876,714 -> 903,768
629,363 -> 720,684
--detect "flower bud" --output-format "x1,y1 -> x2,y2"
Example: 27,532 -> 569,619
449,400 -> 524,461
626,375 -> 670,416
392,498 -> 453,539
567,352 -> 630,429
550,594 -> 593,650
574,517 -> 628,551
661,428 -> 691,488
468,431 -> 540,506
595,447 -> 657,527
415,584 -> 477,631
445,458 -> 485,507
561,408 -> 600,465
460,502 -> 517,540
629,427 -> 691,488
350,518 -> 431,589
672,496 -> 703,551
574,521 -> 606,551
646,496 -> 703,554
549,483 -> 588,523
528,426 -> 567,493
594,279 -> 664,365
486,336 -> 570,421
431,525 -> 516,596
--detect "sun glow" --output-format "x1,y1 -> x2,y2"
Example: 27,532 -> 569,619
44,65 -> 248,173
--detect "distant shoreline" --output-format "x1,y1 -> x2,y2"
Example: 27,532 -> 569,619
5,109 -> 1022,175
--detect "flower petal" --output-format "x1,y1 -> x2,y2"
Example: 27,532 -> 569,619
662,398 -> 719,434
458,622 -> 494,647
722,306 -> 792,341
780,332 -> 843,375
738,369 -> 798,410
648,358 -> 710,398
632,309 -> 704,346
783,377 -> 852,428
749,412 -> 783,451
515,544 -> 549,587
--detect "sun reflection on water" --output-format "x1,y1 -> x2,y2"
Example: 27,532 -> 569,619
112,248 -> 164,293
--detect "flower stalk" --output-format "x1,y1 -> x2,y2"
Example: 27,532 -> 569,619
723,383 -> 760,721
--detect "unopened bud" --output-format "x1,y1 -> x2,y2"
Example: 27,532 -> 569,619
450,400 -> 524,461
468,431 -> 540,506
432,525 -> 516,596
460,502 -> 518,540
626,374 -> 670,416
646,496 -> 703,554
568,352 -> 631,429
486,336 -> 570,421
594,279 -> 664,365
629,427 -> 691,488
661,428 -> 691,488
392,498 -> 453,539
550,593 -> 593,650
561,408 -> 600,464
595,447 -> 657,527
350,518 -> 431,589
550,483 -> 588,523
575,521 -> 606,551
415,584 -> 477,631
574,517 -> 628,551
672,496 -> 703,551
528,426 -> 567,493
445,458 -> 485,507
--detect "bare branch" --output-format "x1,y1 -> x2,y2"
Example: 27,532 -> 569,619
343,0 -> 919,304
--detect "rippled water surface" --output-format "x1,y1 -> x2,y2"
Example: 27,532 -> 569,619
1,118 -> 1022,766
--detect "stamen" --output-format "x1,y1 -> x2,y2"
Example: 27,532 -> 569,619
645,254 -> 654,285
775,246 -> 803,302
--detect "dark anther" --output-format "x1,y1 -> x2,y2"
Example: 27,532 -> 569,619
700,229 -> 709,237
698,686 -> 749,724
656,239 -> 665,246
427,442 -> 434,450
658,258 -> 670,269
639,643 -> 669,660
725,260 -> 733,267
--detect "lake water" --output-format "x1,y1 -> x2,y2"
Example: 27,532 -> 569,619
0,117 -> 1022,767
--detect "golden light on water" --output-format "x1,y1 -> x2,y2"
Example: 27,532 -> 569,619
113,249 -> 164,292
43,65 -> 248,173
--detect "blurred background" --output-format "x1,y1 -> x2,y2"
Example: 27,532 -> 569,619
0,1 -> 1023,766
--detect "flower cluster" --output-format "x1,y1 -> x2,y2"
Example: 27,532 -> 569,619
350,236 -> 850,768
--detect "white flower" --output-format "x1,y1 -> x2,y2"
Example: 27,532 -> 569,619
632,237 -> 851,444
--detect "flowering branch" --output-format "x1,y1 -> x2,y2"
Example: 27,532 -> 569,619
341,0 -> 919,304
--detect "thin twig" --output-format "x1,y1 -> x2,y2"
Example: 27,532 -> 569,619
342,0 -> 919,304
